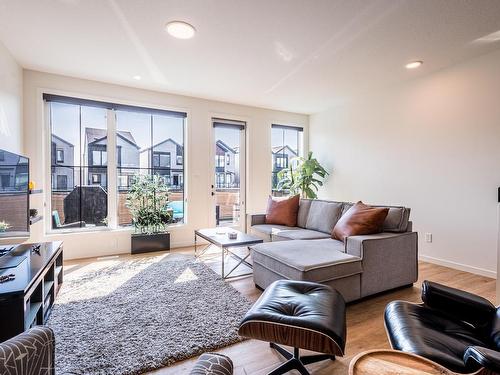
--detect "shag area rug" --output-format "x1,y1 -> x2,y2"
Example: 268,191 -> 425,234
47,254 -> 253,374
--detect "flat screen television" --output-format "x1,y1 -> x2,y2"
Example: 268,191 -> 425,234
0,149 -> 30,239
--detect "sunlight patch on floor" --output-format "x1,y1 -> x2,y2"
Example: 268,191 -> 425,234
58,253 -> 170,303
174,267 -> 199,283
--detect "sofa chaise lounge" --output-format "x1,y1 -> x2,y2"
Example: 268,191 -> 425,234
248,199 -> 418,302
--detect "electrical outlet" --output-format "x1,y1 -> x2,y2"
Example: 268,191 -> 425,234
425,233 -> 432,243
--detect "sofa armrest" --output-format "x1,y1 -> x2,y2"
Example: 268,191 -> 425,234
406,221 -> 413,232
248,213 -> 266,226
0,326 -> 55,374
464,346 -> 500,373
422,280 -> 495,327
345,232 -> 416,258
345,231 -> 418,297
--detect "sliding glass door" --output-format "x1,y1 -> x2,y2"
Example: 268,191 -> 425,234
212,119 -> 245,231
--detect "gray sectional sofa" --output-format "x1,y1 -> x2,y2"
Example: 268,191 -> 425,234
248,199 -> 418,302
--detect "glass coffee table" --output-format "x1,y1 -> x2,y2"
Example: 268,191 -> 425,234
194,228 -> 263,279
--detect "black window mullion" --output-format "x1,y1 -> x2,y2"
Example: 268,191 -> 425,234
79,105 -> 83,228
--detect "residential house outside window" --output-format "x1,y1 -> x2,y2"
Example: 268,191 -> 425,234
47,98 -> 106,230
57,175 -> 67,190
91,149 -> 107,166
45,94 -> 187,231
216,154 -> 225,168
56,149 -> 64,163
117,109 -> 185,225
271,124 -> 303,196
276,155 -> 288,169
91,174 -> 101,184
153,152 -> 170,168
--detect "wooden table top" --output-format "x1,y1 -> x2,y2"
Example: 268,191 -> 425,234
349,350 -> 457,375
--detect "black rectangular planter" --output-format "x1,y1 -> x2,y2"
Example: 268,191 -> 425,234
131,232 -> 170,254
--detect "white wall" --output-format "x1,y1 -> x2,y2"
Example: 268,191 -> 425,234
310,49 -> 500,278
0,40 -> 22,153
23,70 -> 308,259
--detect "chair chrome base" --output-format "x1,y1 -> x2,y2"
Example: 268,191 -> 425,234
268,342 -> 335,375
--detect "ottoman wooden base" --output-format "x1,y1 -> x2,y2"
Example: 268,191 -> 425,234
239,280 -> 346,375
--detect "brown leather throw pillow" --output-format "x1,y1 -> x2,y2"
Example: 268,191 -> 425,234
332,201 -> 389,242
265,195 -> 300,227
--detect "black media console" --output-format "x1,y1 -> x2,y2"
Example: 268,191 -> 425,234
0,241 -> 63,342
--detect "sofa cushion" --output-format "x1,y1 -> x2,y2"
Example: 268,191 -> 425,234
273,229 -> 331,241
297,199 -> 312,228
341,202 -> 353,216
265,195 -> 300,227
332,201 -> 389,242
341,203 -> 410,233
379,206 -> 411,232
305,200 -> 343,234
251,239 -> 362,283
251,224 -> 300,235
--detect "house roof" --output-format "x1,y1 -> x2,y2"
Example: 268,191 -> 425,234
140,138 -> 183,153
216,140 -> 236,154
85,127 -> 139,148
52,134 -> 74,147
272,145 -> 298,156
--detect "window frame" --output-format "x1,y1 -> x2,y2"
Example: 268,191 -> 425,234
216,154 -> 225,168
56,149 -> 64,163
91,147 -> 107,166
271,124 -> 304,195
56,175 -> 68,190
152,151 -> 171,168
44,92 -> 188,234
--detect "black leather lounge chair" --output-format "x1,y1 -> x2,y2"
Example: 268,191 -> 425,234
385,280 -> 500,374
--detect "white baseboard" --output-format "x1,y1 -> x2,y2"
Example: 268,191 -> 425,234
419,254 -> 496,279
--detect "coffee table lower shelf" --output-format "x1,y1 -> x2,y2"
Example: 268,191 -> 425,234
194,228 -> 263,279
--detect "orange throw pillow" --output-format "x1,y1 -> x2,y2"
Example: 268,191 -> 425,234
332,201 -> 389,242
265,195 -> 300,227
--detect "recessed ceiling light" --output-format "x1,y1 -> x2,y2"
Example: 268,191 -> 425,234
165,21 -> 196,39
406,61 -> 423,69
133,75 -> 141,80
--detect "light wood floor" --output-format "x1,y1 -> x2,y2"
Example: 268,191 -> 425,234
64,246 -> 496,375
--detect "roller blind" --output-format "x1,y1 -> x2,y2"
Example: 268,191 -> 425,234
43,93 -> 187,118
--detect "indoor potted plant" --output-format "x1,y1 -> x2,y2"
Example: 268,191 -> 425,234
126,174 -> 172,254
277,151 -> 329,199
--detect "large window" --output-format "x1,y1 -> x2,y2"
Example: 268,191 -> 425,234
271,124 -> 303,196
116,109 -> 185,226
46,94 -> 186,231
48,101 -> 107,230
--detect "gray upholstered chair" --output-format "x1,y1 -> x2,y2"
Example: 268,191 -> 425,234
0,326 -> 55,375
190,352 -> 234,375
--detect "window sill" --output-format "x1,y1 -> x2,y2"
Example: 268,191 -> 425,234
45,222 -> 186,236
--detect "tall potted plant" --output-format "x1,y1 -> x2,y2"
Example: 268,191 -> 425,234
126,174 -> 172,254
277,151 -> 329,199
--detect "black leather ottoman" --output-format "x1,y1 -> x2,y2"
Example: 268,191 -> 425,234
238,280 -> 346,375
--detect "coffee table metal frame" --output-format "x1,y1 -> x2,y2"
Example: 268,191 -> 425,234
194,228 -> 263,279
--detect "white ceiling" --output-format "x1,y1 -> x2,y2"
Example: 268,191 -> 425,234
1,0 -> 500,114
